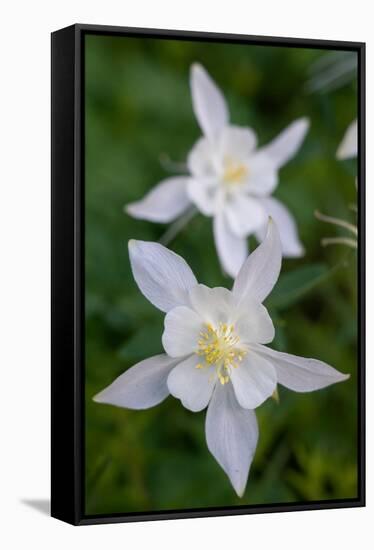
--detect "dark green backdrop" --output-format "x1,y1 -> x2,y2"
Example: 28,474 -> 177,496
84,34 -> 358,515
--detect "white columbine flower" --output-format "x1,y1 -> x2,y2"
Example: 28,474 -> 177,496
336,119 -> 357,159
126,63 -> 309,278
94,220 -> 348,497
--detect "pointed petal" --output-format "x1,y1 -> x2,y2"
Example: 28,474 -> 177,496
255,197 -> 304,257
230,351 -> 277,409
225,194 -> 267,237
93,354 -> 179,409
167,355 -> 216,412
128,240 -> 197,312
190,63 -> 229,139
205,382 -> 258,497
162,306 -> 202,357
259,118 -> 309,170
254,344 -> 350,392
233,218 -> 282,303
125,177 -> 191,223
337,120 -> 357,159
213,212 -> 248,278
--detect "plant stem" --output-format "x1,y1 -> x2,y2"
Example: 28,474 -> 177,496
315,210 -> 357,235
159,153 -> 188,174
158,206 -> 197,246
321,237 -> 357,249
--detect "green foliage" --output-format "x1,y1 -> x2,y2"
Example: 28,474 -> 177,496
84,34 -> 358,515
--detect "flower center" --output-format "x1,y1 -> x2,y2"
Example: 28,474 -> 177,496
222,157 -> 248,185
196,323 -> 247,385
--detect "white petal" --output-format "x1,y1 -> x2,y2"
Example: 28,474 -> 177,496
230,351 -> 277,409
128,240 -> 197,313
255,197 -> 304,257
162,306 -> 202,357
93,354 -> 179,409
187,137 -> 217,177
218,125 -> 257,159
224,194 -> 267,237
188,284 -> 236,325
213,212 -> 248,278
245,151 -> 278,196
125,177 -> 191,223
186,178 -> 217,216
337,120 -> 357,159
254,344 -> 350,392
190,63 -> 229,139
205,382 -> 258,497
188,285 -> 274,344
233,218 -> 282,303
235,299 -> 275,345
259,118 -> 310,170
167,355 -> 216,412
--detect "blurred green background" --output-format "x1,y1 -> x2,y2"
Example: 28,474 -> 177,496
84,34 -> 358,516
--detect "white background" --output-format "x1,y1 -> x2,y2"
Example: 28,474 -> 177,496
0,0 -> 370,548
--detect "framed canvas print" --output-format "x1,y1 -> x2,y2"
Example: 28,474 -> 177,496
51,24 -> 365,525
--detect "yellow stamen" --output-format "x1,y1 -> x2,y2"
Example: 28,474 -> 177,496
195,322 -> 247,384
222,157 -> 248,185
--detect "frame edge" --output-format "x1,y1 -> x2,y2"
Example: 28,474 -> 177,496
51,23 -> 81,526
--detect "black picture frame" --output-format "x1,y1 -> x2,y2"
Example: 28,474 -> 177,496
51,23 -> 366,526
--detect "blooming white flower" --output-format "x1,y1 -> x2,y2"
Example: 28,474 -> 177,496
126,63 -> 309,278
94,220 -> 349,497
336,119 -> 357,159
